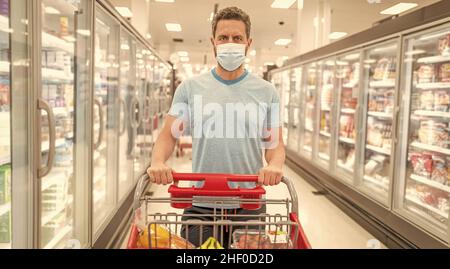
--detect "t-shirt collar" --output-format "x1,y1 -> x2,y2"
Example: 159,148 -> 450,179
211,68 -> 249,86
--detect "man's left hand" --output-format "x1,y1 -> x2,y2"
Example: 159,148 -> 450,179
258,165 -> 283,186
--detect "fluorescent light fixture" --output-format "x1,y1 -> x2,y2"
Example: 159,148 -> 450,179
275,38 -> 292,46
45,6 -> 61,15
329,32 -> 347,40
180,56 -> 190,62
380,3 -> 418,15
77,29 -> 91,36
298,0 -> 304,9
344,53 -> 360,61
271,0 -> 296,9
249,50 -> 256,56
165,23 -> 182,32
178,51 -> 189,57
115,7 -> 133,18
155,0 -> 175,2
264,62 -> 275,66
336,61 -> 349,66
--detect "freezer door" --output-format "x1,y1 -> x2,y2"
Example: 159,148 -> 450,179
38,0 -> 92,248
287,67 -> 302,153
93,7 -> 120,236
117,29 -> 135,202
395,24 -> 450,242
299,63 -> 317,158
334,53 -> 361,183
282,70 -> 290,146
134,44 -> 146,179
315,59 -> 336,169
359,41 -> 399,205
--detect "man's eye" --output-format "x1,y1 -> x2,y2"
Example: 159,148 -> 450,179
234,37 -> 243,41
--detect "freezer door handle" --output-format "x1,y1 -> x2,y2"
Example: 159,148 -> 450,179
119,98 -> 127,136
130,96 -> 141,129
38,98 -> 56,178
94,99 -> 104,150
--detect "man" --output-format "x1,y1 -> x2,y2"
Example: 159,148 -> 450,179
147,6 -> 285,248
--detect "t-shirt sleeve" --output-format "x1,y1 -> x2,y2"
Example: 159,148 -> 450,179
264,86 -> 282,129
168,81 -> 189,118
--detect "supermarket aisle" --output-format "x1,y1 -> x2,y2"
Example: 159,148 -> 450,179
126,153 -> 386,249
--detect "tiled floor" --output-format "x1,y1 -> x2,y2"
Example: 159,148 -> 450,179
122,153 -> 386,249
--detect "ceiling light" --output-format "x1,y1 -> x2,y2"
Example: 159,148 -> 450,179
275,39 -> 292,46
264,62 -> 275,66
155,0 -> 175,2
178,51 -> 189,57
44,6 -> 61,15
180,56 -> 189,62
271,0 -> 296,9
115,7 -> 133,18
329,32 -> 347,40
166,23 -> 182,32
380,3 -> 418,15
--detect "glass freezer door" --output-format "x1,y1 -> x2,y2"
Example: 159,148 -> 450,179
287,67 -> 301,153
117,30 -> 135,202
335,53 -> 360,180
396,24 -> 450,241
300,63 -> 317,158
316,59 -> 335,168
360,41 -> 398,204
134,44 -> 146,178
281,70 -> 290,145
93,7 -> 120,235
39,0 -> 91,248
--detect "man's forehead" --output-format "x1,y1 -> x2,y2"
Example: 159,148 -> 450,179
215,20 -> 246,36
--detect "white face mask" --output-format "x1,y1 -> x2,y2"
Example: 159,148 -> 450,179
216,43 -> 246,72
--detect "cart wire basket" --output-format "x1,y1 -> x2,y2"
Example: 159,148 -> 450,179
127,173 -> 311,249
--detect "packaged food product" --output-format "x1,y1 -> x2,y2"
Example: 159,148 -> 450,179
410,152 -> 433,178
373,58 -> 396,81
199,237 -> 224,249
231,230 -> 293,249
137,224 -> 196,249
438,34 -> 450,55
434,91 -> 450,112
418,121 -> 449,148
420,91 -> 435,111
432,155 -> 448,185
417,64 -> 436,83
439,63 -> 450,82
384,90 -> 395,114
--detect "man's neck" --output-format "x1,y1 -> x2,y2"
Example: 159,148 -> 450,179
215,65 -> 245,81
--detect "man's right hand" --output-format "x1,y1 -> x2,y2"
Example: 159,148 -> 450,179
147,163 -> 174,185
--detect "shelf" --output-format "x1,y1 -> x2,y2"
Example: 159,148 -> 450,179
363,175 -> 389,190
53,107 -> 68,117
339,137 -> 356,145
410,142 -> 450,155
321,107 -> 331,112
42,68 -> 73,82
303,145 -> 312,152
318,152 -> 330,161
417,55 -> 450,64
304,126 -> 314,132
410,174 -> 450,193
414,110 -> 450,118
341,108 -> 356,114
44,226 -> 72,249
416,82 -> 450,90
369,80 -> 396,88
41,138 -> 66,152
343,81 -> 358,88
366,144 -> 391,155
42,205 -> 66,226
337,163 -> 354,173
42,169 -> 69,191
0,155 -> 10,166
405,195 -> 448,218
0,202 -> 10,216
367,111 -> 393,119
320,131 -> 331,137
42,32 -> 74,55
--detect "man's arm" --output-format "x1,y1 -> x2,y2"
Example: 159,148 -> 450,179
147,115 -> 180,185
259,128 -> 286,186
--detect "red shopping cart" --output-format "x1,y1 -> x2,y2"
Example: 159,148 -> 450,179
127,173 -> 311,249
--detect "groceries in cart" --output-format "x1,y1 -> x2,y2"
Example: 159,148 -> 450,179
199,237 -> 224,249
136,224 -> 196,249
230,230 -> 294,249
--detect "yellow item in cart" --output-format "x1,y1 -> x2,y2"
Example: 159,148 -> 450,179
137,224 -> 195,249
199,237 -> 224,249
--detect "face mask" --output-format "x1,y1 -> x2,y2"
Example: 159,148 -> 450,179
216,43 -> 246,72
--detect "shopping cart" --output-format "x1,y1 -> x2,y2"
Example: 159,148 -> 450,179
127,173 -> 311,249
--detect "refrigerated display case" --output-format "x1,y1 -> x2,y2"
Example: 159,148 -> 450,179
335,53 -> 360,179
299,62 -> 317,158
359,40 -> 399,204
93,6 -> 120,235
396,23 -> 450,241
287,67 -> 302,153
316,59 -> 335,168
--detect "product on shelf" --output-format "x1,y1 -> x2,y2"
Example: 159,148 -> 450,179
417,120 -> 449,148
407,185 -> 449,213
339,115 -> 355,139
0,164 -> 11,205
320,85 -> 333,110
366,117 -> 392,149
417,64 -> 437,83
373,58 -> 396,81
364,154 -> 386,175
438,34 -> 450,56
410,152 -> 434,178
431,155 -> 449,185
368,89 -> 395,114
231,230 -> 293,249
320,112 -> 330,133
0,84 -> 9,112
0,211 -> 10,243
137,224 -> 196,249
439,63 -> 450,82
341,88 -> 357,109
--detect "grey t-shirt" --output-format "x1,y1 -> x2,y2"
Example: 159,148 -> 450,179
168,69 -> 281,208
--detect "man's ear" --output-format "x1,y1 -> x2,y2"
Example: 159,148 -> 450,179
246,38 -> 253,55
